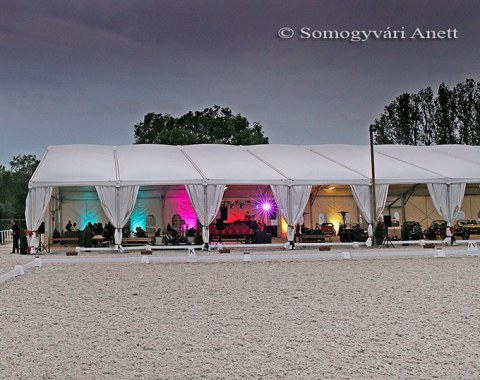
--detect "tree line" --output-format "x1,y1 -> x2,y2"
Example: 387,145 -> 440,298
134,105 -> 269,145
0,155 -> 39,229
372,78 -> 480,145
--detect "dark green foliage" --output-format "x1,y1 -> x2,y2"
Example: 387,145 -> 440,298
0,155 -> 40,220
134,105 -> 269,145
373,79 -> 480,145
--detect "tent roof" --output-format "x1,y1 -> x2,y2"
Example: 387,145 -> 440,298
29,144 -> 480,188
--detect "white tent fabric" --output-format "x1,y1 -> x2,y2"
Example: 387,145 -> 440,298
185,184 -> 226,247
25,187 -> 54,232
29,144 -> 480,188
95,186 -> 139,246
25,187 -> 53,249
270,185 -> 312,243
27,144 -> 480,244
350,184 -> 389,236
427,183 -> 466,226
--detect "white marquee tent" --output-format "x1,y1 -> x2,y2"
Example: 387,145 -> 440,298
26,144 -> 480,248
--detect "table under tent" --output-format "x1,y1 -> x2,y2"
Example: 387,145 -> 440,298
25,144 -> 480,251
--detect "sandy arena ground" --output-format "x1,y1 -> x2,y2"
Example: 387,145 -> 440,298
1,243 -> 480,379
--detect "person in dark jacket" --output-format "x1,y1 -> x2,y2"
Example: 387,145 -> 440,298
11,220 -> 19,254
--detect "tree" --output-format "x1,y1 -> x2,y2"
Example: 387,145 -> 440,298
372,79 -> 480,145
374,93 -> 420,145
435,82 -> 457,144
134,105 -> 269,145
0,154 -> 40,224
9,154 -> 40,176
414,87 -> 436,146
453,79 -> 479,145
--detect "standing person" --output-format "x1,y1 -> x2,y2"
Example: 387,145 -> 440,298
11,220 -> 20,254
447,225 -> 456,246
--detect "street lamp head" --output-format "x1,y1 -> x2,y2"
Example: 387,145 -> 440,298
369,124 -> 377,133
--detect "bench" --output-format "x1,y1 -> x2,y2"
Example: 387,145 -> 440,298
122,237 -> 152,246
210,234 -> 253,244
48,237 -> 80,246
300,234 -> 326,243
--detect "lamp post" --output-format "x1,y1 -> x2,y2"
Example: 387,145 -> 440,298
369,124 -> 377,246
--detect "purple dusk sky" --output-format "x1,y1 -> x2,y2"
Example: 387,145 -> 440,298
0,0 -> 478,166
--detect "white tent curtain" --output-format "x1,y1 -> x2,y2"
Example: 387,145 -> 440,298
185,184 -> 226,247
350,184 -> 389,236
25,186 -> 53,249
270,185 -> 312,242
95,185 -> 139,245
427,183 -> 466,226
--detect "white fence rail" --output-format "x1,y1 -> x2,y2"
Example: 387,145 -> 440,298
1,243 -> 479,286
0,229 -> 13,245
0,265 -> 25,284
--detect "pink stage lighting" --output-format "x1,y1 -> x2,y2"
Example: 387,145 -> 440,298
256,196 -> 276,220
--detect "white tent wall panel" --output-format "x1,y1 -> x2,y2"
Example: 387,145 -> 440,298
129,197 -> 163,235
163,188 -> 198,234
61,199 -> 108,232
400,195 -> 478,229
403,196 -> 442,229
308,196 -> 360,233
457,195 -> 480,221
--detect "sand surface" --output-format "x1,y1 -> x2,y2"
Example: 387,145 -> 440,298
1,245 -> 480,379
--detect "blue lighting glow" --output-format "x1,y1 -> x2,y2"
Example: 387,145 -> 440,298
130,208 -> 147,231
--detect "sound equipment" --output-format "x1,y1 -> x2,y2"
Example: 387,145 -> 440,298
220,206 -> 228,221
216,218 -> 224,230
384,215 -> 392,228
265,225 -> 278,238
254,230 -> 272,244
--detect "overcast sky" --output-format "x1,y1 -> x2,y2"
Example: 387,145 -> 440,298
0,0 -> 478,166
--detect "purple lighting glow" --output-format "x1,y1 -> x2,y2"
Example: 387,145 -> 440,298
256,195 -> 276,221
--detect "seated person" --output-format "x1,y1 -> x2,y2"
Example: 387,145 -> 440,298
135,226 -> 146,238
94,222 -> 104,235
102,227 -> 111,242
154,228 -> 162,237
105,221 -> 115,238
164,224 -> 179,245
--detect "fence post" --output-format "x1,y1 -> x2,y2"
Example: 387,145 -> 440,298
14,265 -> 25,276
34,257 -> 43,267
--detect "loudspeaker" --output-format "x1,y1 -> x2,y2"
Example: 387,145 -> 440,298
384,215 -> 392,228
265,225 -> 277,238
220,206 -> 228,221
254,230 -> 272,244
216,218 -> 224,230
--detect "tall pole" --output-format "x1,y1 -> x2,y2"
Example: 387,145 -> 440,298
369,124 -> 377,246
